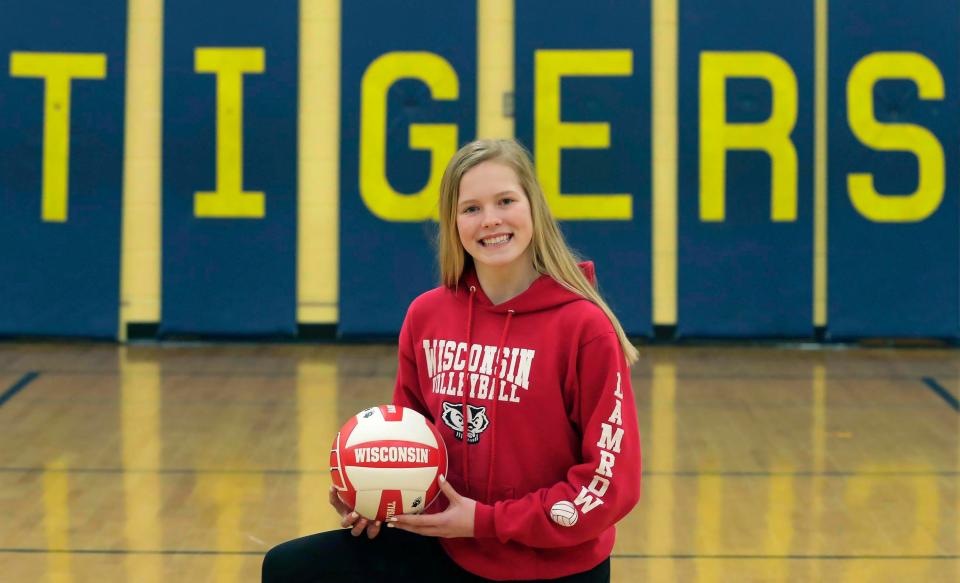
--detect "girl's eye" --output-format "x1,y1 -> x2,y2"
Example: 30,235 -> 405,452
462,206 -> 478,214
500,198 -> 514,206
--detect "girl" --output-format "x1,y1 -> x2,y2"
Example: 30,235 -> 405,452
263,139 -> 641,582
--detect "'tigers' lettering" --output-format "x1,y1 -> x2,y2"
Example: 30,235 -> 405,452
574,372 -> 625,514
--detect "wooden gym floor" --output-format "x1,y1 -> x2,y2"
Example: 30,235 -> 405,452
0,342 -> 957,582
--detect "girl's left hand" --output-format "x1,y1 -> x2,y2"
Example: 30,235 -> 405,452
387,476 -> 476,538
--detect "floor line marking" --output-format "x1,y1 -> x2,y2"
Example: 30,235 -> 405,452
921,377 -> 959,412
0,372 -> 39,408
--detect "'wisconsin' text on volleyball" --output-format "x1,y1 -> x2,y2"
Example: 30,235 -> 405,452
353,446 -> 431,464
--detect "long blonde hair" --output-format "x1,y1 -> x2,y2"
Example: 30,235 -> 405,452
437,139 -> 639,365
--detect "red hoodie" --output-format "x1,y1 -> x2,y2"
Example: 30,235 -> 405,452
392,262 -> 642,581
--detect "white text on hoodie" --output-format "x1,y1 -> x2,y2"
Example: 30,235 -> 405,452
422,339 -> 536,405
574,371 -> 624,514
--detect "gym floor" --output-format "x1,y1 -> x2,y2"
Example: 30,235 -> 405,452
1,342 -> 957,581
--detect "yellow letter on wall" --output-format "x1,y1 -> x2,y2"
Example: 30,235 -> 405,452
360,52 -> 458,222
535,50 -> 633,220
194,47 -> 265,218
10,52 -> 107,222
847,52 -> 944,222
699,52 -> 798,222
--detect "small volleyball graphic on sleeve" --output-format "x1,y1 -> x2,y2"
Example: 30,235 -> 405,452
330,405 -> 448,522
550,500 -> 579,527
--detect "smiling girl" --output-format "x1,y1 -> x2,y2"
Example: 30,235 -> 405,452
263,139 -> 641,582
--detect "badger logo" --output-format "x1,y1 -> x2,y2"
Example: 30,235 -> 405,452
441,402 -> 490,444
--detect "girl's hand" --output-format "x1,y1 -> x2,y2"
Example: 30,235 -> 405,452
329,485 -> 382,539
387,476 -> 476,538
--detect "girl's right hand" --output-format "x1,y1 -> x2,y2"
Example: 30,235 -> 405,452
329,486 -> 382,539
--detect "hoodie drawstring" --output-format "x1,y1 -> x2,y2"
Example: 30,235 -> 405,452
462,286 -> 476,494
485,309 -> 513,501
461,286 -> 514,502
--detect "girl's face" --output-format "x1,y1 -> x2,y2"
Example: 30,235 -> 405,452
456,161 -> 534,272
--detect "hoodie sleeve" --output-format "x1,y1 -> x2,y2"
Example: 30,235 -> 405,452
391,309 -> 430,419
472,331 -> 641,548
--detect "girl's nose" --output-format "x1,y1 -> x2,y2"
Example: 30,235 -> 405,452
481,213 -> 502,229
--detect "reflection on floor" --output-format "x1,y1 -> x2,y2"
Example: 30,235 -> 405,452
0,343 -> 958,582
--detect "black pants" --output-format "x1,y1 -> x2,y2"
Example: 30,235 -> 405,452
262,528 -> 610,583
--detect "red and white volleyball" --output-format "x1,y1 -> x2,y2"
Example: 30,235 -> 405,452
330,405 -> 448,522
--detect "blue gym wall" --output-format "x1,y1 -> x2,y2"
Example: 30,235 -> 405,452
161,0 -> 298,336
677,0 -> 814,338
827,0 -> 960,339
515,0 -> 652,336
0,0 -> 127,338
339,0 -> 476,337
0,0 -> 956,340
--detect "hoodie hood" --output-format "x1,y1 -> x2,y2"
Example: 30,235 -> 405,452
456,261 -> 597,314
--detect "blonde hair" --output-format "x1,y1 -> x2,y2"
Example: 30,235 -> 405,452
437,139 -> 639,365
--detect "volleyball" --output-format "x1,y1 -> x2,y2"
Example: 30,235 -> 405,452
330,405 -> 448,522
550,500 -> 579,527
